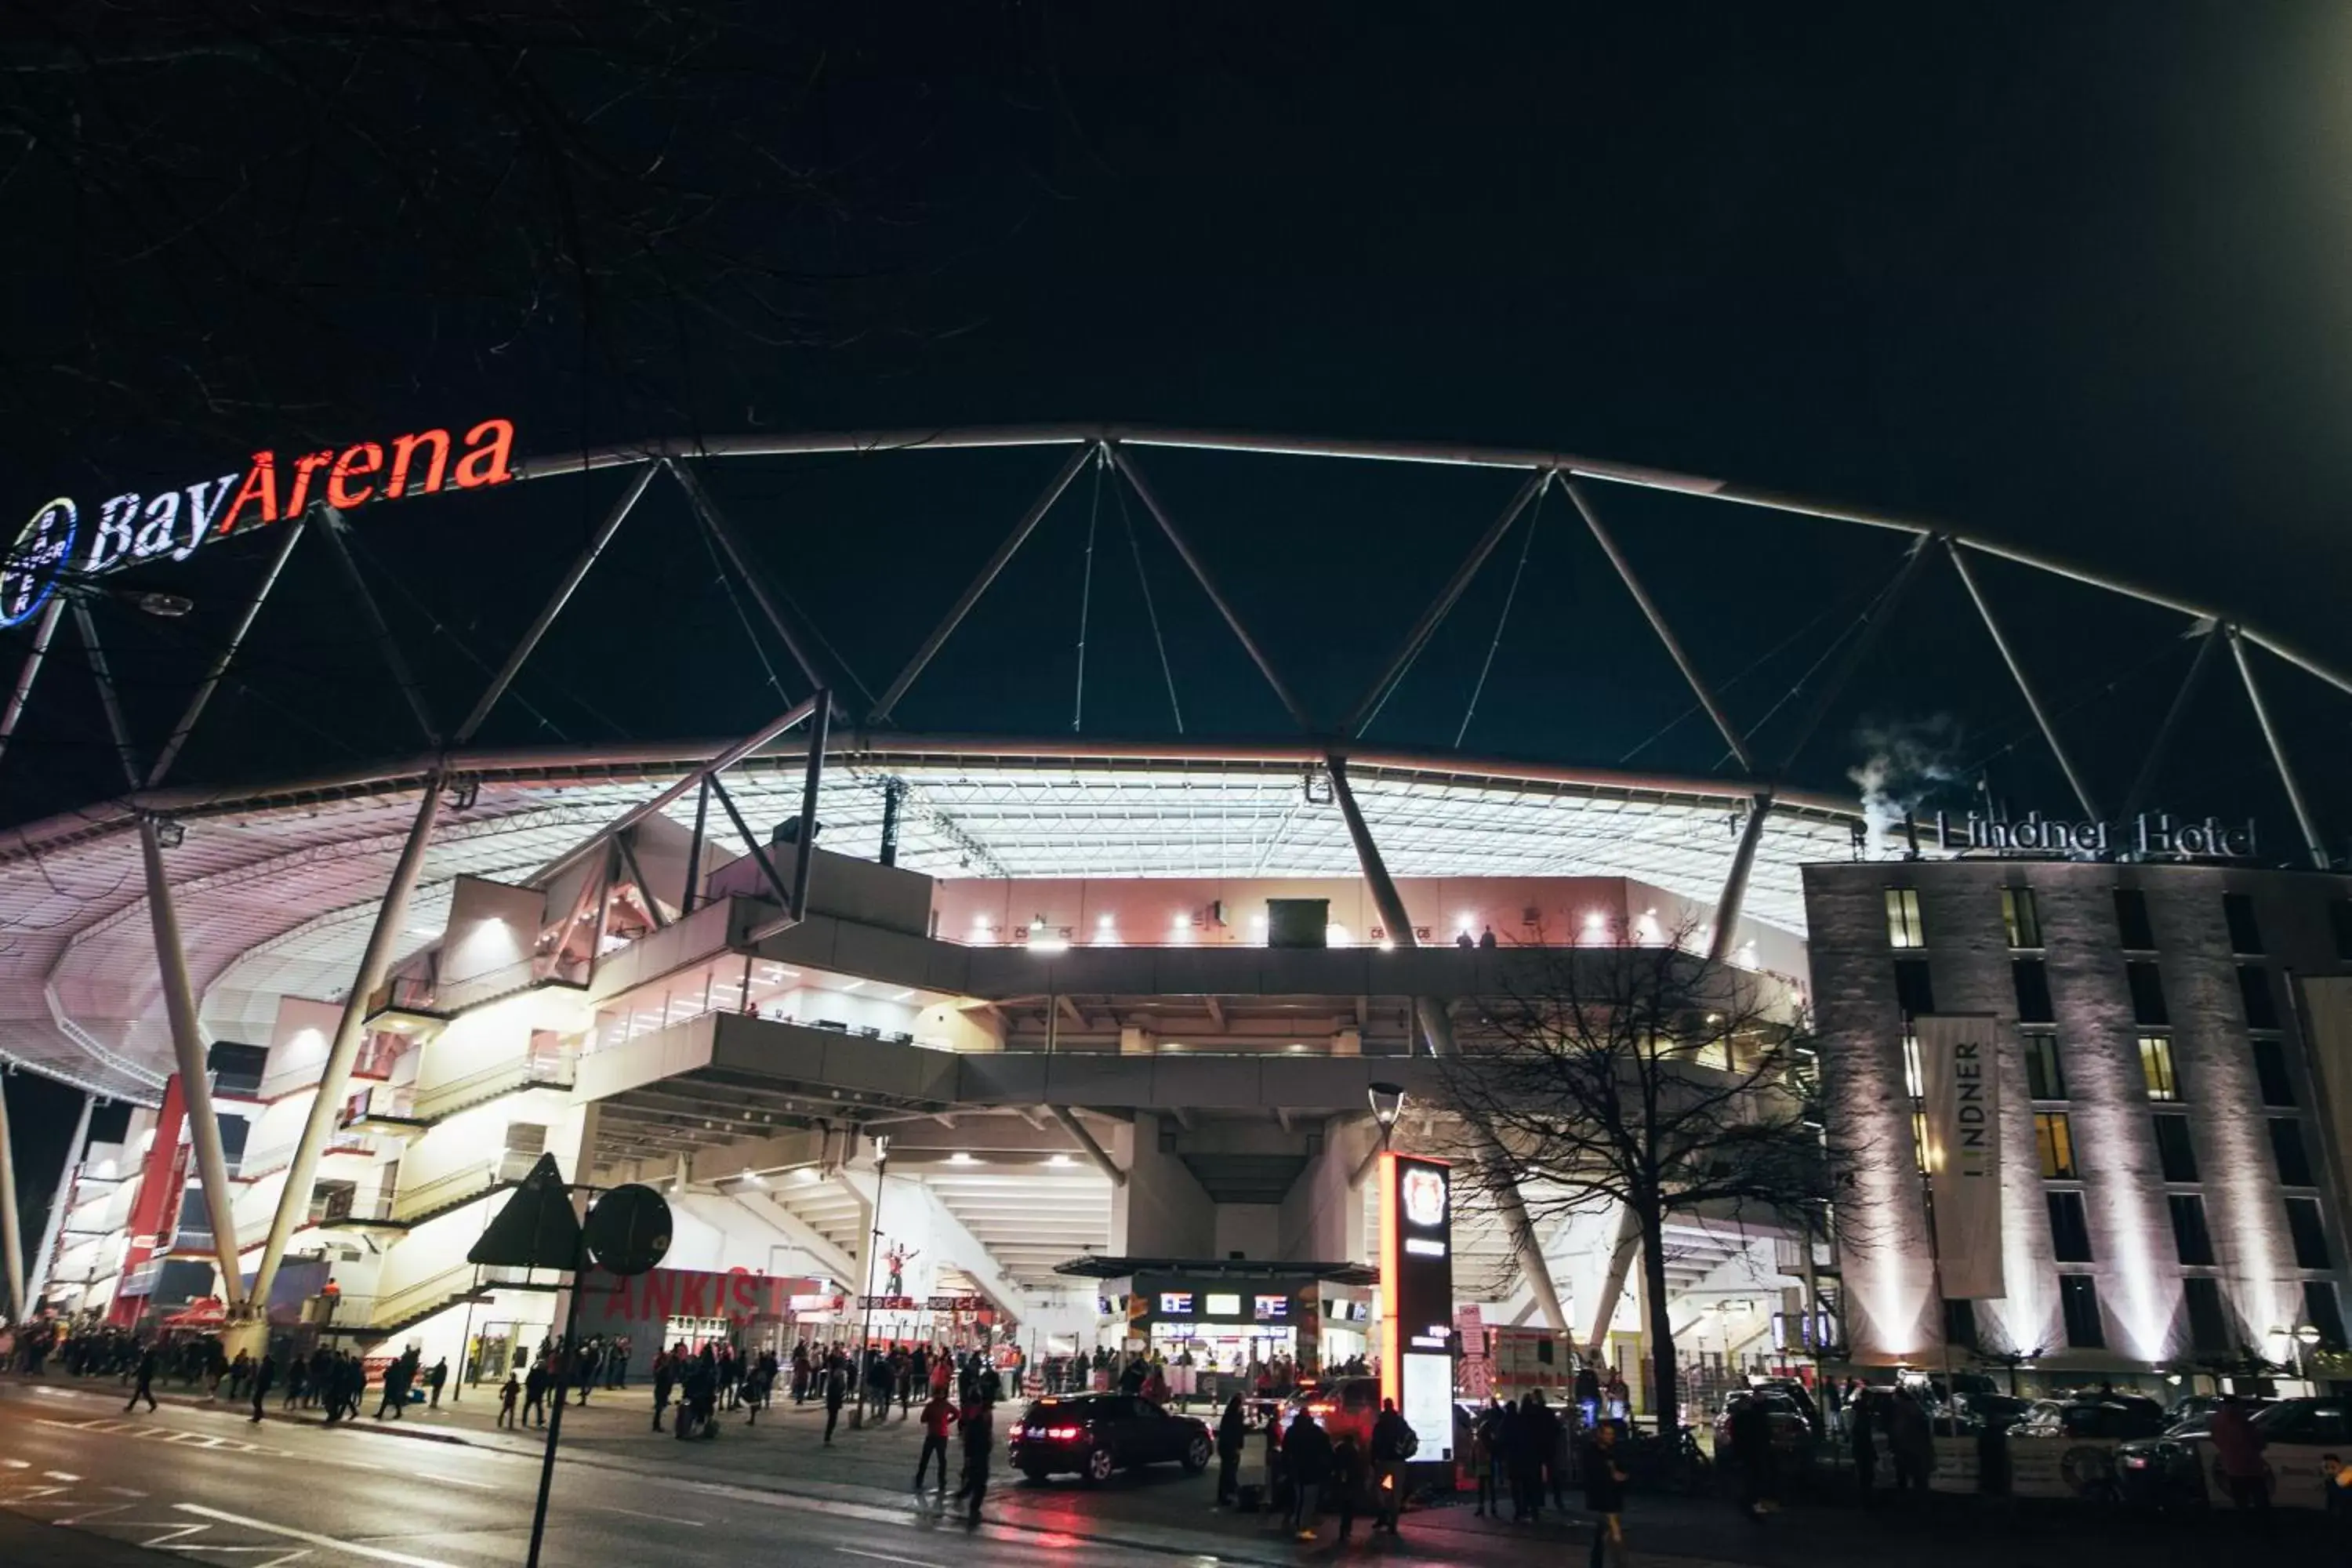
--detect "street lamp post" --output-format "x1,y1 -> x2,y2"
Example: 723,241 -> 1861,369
851,1132 -> 890,1429
1368,1081 -> 1406,1150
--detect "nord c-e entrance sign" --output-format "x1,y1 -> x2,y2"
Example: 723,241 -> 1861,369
1,416 -> 516,628
1379,1150 -> 1457,1463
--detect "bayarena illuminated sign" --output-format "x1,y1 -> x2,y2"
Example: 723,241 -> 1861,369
1,417 -> 515,629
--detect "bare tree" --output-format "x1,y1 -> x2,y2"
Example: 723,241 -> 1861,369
1434,926 -> 1843,1436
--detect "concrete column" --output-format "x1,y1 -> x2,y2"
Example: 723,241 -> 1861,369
137,816 -> 247,1310
25,1091 -> 93,1312
1113,1115 -> 1214,1256
0,1075 -> 24,1320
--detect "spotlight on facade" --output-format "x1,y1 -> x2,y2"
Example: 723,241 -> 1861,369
153,817 -> 186,849
136,592 -> 195,618
1369,1081 -> 1406,1149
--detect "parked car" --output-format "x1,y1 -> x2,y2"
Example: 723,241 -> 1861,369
2012,1396 -> 2171,1442
1009,1393 -> 1215,1484
2118,1396 -> 2350,1510
1712,1389 -> 1817,1475
2161,1393 -> 2270,1433
1283,1374 -> 1383,1453
1959,1392 -> 2034,1433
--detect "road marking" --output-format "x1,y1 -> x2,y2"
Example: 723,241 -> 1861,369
416,1473 -> 497,1490
837,1550 -> 949,1568
46,1469 -> 82,1480
0,1458 -> 26,1468
106,1485 -> 150,1496
590,1504 -> 704,1526
173,1505 -> 463,1568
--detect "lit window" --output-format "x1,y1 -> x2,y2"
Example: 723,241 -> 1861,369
2137,1036 -> 2179,1102
2022,1030 -> 2066,1100
2034,1112 -> 2077,1179
2002,887 -> 2042,949
1885,887 -> 1926,949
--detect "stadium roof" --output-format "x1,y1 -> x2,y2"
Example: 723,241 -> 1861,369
0,736 -> 1859,1101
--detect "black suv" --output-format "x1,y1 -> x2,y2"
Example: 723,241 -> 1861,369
1009,1393 -> 1215,1484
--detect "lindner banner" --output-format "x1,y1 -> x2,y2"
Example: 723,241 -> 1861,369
1916,1014 -> 2004,1300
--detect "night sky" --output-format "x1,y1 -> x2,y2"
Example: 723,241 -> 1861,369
9,5 -> 2352,1266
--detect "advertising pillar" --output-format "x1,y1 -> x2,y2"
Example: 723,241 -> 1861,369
1378,1151 -> 1457,1463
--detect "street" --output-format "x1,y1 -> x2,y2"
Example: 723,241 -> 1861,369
4,1374 -> 2344,1568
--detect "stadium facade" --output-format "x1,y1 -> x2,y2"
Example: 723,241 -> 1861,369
5,426 -> 2350,1402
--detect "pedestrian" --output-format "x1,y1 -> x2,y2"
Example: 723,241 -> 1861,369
1519,1392 -> 1557,1523
1729,1393 -> 1772,1520
1330,1432 -> 1367,1544
524,1358 -> 550,1427
2209,1396 -> 2269,1509
283,1356 -> 308,1410
375,1355 -> 408,1420
426,1358 -> 447,1410
249,1352 -> 276,1424
1215,1394 -> 1247,1506
499,1372 -> 521,1428
915,1386 -> 956,1495
125,1345 -> 159,1414
652,1350 -> 677,1432
1283,1410 -> 1332,1543
1887,1389 -> 1932,1493
957,1396 -> 993,1526
823,1355 -> 848,1444
1849,1390 -> 1878,1501
1369,1397 -> 1416,1534
1472,1401 -> 1502,1516
1581,1419 -> 1629,1568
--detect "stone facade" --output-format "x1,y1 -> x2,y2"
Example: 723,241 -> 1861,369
1805,857 -> 2352,1379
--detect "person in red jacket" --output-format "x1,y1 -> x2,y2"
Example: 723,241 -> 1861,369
914,1388 -> 957,1497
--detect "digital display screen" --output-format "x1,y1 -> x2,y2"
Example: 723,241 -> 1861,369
1401,1352 -> 1456,1462
1157,1292 -> 1194,1316
1203,1293 -> 1241,1317
1254,1294 -> 1290,1320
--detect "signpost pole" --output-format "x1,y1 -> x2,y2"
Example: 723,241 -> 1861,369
851,1134 -> 889,1429
524,1244 -> 584,1568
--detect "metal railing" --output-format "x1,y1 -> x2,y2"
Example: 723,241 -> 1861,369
236,1131 -> 372,1181
310,1189 -> 397,1226
387,1149 -> 542,1224
350,1262 -> 494,1332
410,1043 -> 575,1123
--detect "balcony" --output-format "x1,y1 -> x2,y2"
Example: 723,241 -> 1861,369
307,1189 -> 405,1234
234,1131 -> 372,1184
338,1084 -> 427,1138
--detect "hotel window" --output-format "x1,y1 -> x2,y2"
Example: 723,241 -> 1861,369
2272,1119 -> 2315,1187
1893,959 -> 1936,1018
2035,1112 -> 2078,1179
2022,1030 -> 2067,1100
2012,959 -> 2054,1024
2238,965 -> 2279,1031
2169,1194 -> 2216,1265
2048,1191 -> 2095,1262
1886,887 -> 1926,949
2252,1039 -> 2296,1107
2137,1035 -> 2180,1101
2059,1275 -> 2105,1349
2307,1282 -> 2350,1352
1941,1298 -> 1978,1351
2183,1277 -> 2233,1356
2223,893 -> 2263,956
2153,1115 -> 2200,1182
2286,1196 -> 2332,1269
2127,961 -> 2169,1027
2002,886 -> 2042,949
2114,888 -> 2156,950
2332,898 -> 2352,963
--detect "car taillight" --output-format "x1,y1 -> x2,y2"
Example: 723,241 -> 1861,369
2123,1456 -> 2149,1469
1047,1425 -> 1081,1439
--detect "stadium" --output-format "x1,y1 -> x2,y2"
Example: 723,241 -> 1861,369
5,425 -> 2350,1401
